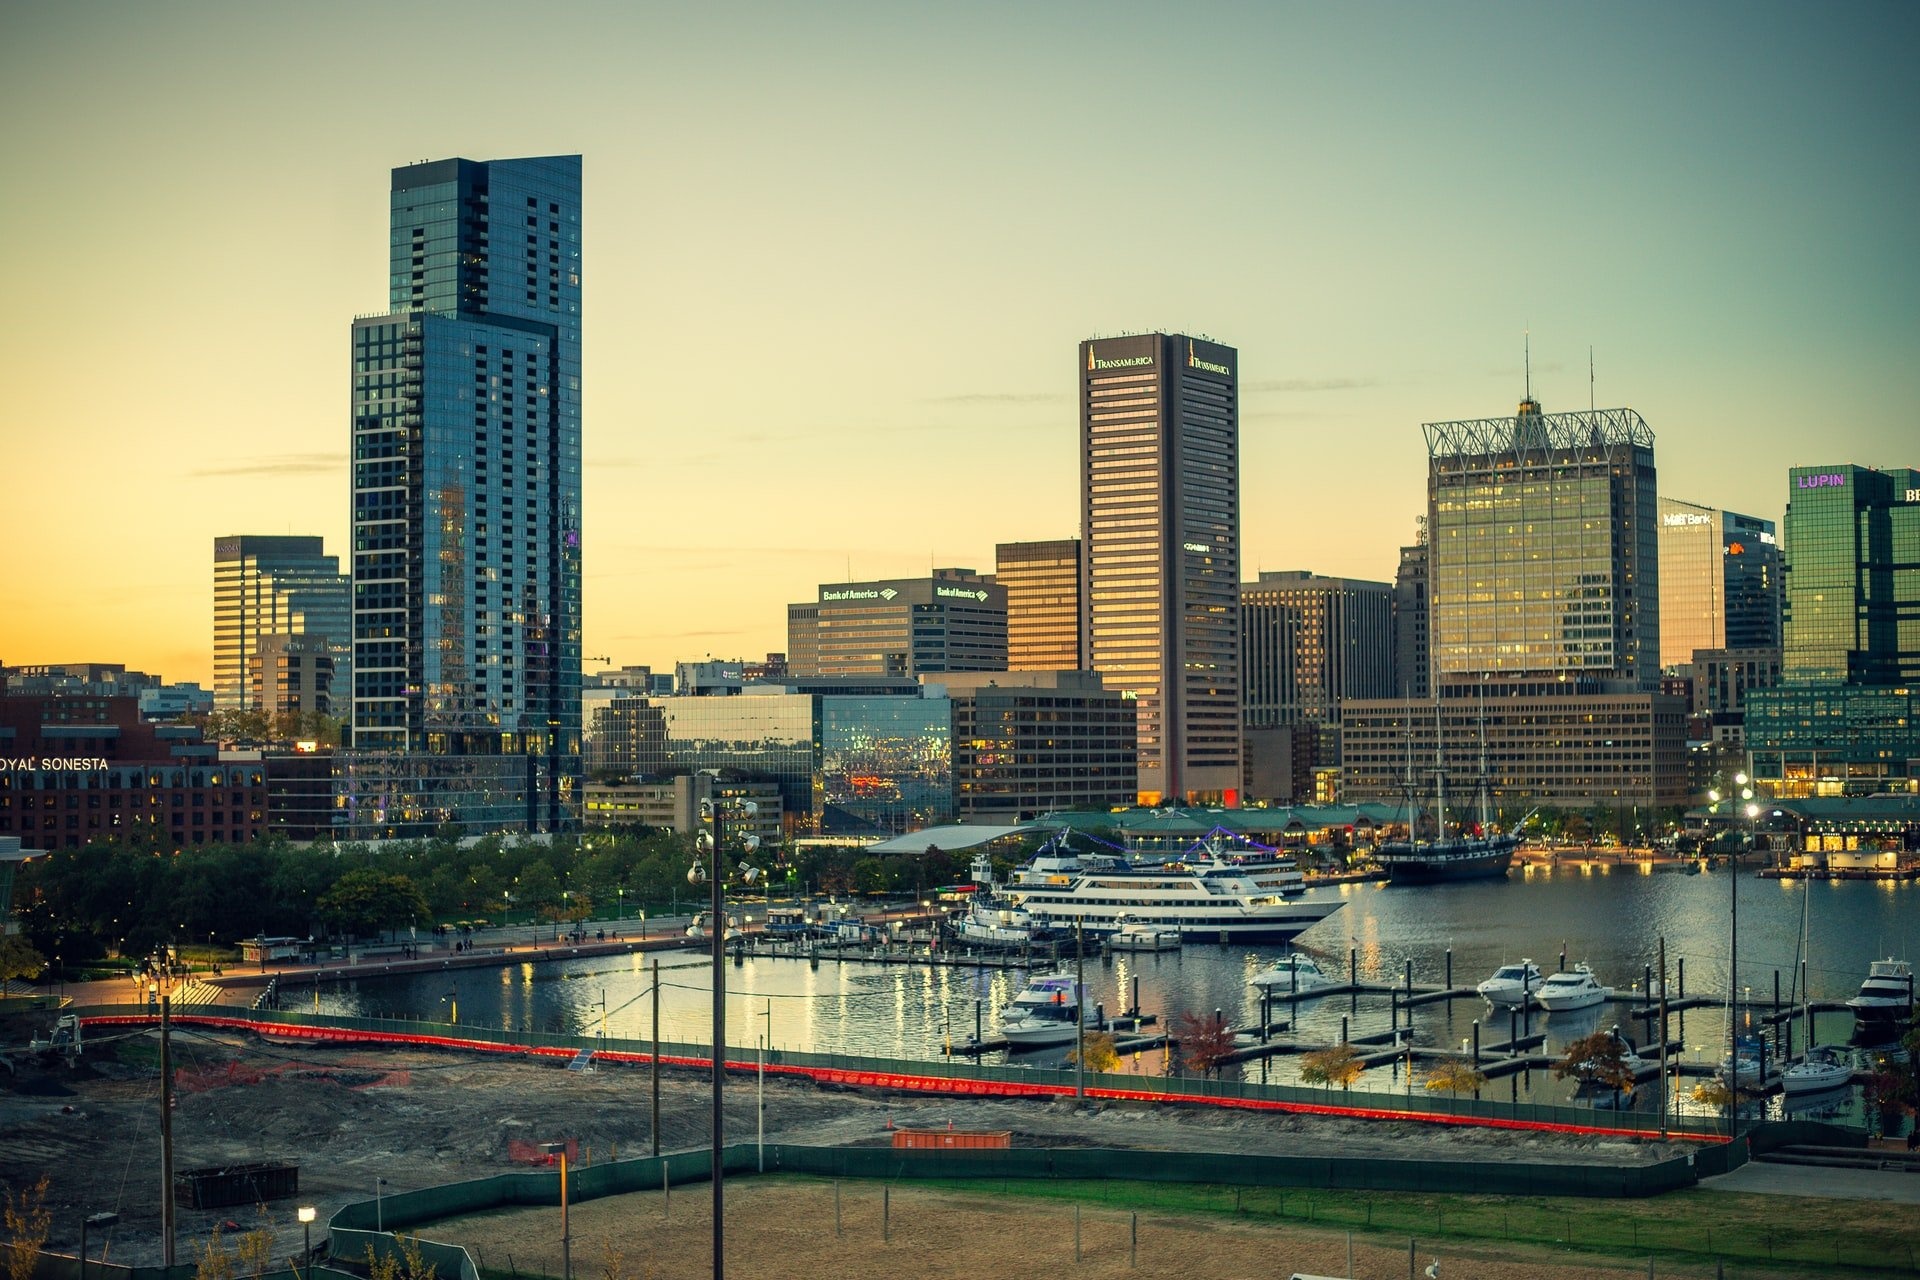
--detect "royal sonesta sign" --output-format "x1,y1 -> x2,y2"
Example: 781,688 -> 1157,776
2,757 -> 109,771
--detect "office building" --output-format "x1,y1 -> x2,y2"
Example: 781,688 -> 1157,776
938,670 -> 1136,821
592,682 -> 952,836
0,695 -> 267,849
1748,464 -> 1920,794
349,155 -> 582,831
1392,523 -> 1430,701
213,536 -> 349,713
583,774 -> 783,842
996,539 -> 1083,671
1240,571 -> 1394,753
1079,333 -> 1242,805
1344,391 -> 1681,809
249,634 -> 338,717
1426,396 -> 1660,695
787,569 -> 1005,677
1656,499 -> 1780,669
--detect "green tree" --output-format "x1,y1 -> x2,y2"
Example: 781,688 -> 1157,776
0,935 -> 46,987
317,870 -> 430,940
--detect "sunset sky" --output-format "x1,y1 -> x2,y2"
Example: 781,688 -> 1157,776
3,2 -> 1915,687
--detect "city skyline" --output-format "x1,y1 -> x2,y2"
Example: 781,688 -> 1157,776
4,2 -> 1916,688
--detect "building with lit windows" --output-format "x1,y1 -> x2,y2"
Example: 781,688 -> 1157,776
213,536 -> 349,712
1079,333 -> 1241,805
348,155 -> 582,832
0,696 -> 267,849
787,570 -> 1005,678
1656,498 -> 1780,669
938,670 -> 1135,821
1341,392 -> 1682,811
996,539 -> 1083,671
1393,525 -> 1430,701
588,682 -> 952,837
1747,464 -> 1920,795
1239,570 -> 1393,750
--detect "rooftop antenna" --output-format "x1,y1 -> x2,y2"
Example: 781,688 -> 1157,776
1589,346 -> 1595,412
1524,330 -> 1532,402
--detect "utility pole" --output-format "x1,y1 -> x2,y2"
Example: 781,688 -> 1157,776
160,992 -> 175,1267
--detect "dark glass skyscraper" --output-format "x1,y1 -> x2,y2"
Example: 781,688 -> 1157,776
349,156 -> 582,831
1078,333 -> 1241,805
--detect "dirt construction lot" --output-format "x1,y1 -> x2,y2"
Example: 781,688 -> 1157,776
0,1026 -> 1882,1280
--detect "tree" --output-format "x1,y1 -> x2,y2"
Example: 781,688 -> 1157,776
1423,1059 -> 1487,1097
2,1176 -> 50,1280
1067,1031 -> 1120,1073
1174,1010 -> 1236,1077
1299,1044 -> 1365,1091
317,870 -> 430,940
0,935 -> 45,987
1554,1030 -> 1636,1096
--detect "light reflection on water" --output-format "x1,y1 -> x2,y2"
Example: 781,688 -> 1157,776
320,865 -> 1914,1117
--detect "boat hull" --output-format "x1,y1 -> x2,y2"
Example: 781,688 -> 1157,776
1379,847 -> 1516,883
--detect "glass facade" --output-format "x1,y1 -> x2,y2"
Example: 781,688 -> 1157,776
350,156 -> 582,831
996,539 -> 1083,671
1080,334 -> 1242,805
1240,571 -> 1394,743
592,688 -> 952,836
212,535 -> 348,712
1426,403 -> 1658,693
1779,465 -> 1920,684
1656,499 -> 1780,668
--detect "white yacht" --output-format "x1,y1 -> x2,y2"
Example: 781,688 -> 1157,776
953,899 -> 1058,949
1106,918 -> 1182,952
999,974 -> 1093,1047
1475,959 -> 1544,1006
1249,953 -> 1335,996
1845,958 -> 1914,1024
1535,963 -> 1611,1012
1718,1035 -> 1767,1088
970,831 -> 1343,945
1780,1045 -> 1853,1096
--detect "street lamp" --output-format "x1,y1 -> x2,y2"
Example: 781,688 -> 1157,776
1707,770 -> 1754,1139
296,1206 -> 317,1280
694,791 -> 761,1280
81,1212 -> 118,1280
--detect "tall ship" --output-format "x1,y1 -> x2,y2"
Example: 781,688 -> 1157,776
966,829 -> 1342,945
1374,702 -> 1518,884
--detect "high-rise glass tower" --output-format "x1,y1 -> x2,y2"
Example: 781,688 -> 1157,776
1078,333 -> 1241,805
1656,497 -> 1780,668
212,535 -> 349,712
1426,397 -> 1659,694
349,156 -> 582,830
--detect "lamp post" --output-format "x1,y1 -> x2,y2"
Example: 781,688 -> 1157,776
81,1212 -> 118,1280
694,788 -> 761,1280
296,1206 -> 316,1280
1708,770 -> 1754,1139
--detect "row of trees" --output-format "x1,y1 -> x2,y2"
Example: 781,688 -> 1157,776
8,826 -> 985,963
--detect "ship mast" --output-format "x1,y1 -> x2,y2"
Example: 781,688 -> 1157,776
1432,697 -> 1446,843
1477,681 -> 1494,838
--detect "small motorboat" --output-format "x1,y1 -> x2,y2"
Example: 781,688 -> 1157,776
1249,952 -> 1334,995
1476,959 -> 1544,1006
999,974 -> 1098,1047
1536,963 -> 1611,1012
1105,918 -> 1182,953
1718,1035 -> 1768,1088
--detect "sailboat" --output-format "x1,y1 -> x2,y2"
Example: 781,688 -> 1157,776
1374,696 -> 1517,883
1780,886 -> 1853,1096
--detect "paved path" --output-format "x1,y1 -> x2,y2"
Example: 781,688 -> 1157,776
1702,1160 -> 1920,1203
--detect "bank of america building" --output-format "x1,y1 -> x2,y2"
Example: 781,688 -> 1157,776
344,155 -> 583,837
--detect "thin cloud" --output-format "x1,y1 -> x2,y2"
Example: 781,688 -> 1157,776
923,391 -> 1064,406
1244,376 -> 1382,394
191,453 -> 343,478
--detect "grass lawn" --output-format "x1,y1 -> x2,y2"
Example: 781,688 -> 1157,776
898,1175 -> 1920,1275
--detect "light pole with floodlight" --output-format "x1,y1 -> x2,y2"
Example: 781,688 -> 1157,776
693,788 -> 762,1280
297,1206 -> 316,1279
1708,769 -> 1754,1139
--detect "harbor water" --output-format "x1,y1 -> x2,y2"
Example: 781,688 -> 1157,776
312,861 -> 1915,1119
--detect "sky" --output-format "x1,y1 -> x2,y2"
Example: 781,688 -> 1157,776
2,2 -> 1916,687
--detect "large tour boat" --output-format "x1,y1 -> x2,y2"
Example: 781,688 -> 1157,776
966,830 -> 1343,946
